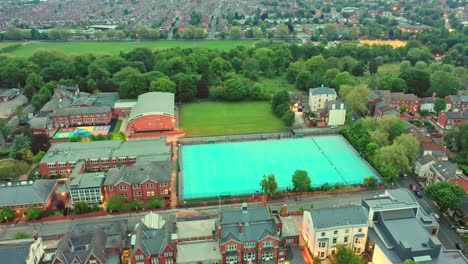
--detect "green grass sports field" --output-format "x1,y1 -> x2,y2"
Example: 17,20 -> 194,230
0,40 -> 256,57
179,101 -> 287,136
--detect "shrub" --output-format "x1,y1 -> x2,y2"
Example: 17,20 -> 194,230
74,201 -> 92,214
320,183 -> 331,191
127,200 -> 143,211
145,197 -> 165,209
13,231 -> 31,240
24,207 -> 42,220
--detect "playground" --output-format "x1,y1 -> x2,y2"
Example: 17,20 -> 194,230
53,125 -> 112,139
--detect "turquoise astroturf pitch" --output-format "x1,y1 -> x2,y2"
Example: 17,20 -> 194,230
180,135 -> 377,199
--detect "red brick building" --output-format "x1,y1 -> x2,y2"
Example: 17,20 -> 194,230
368,90 -> 421,115
437,111 -> 468,130
103,161 -> 172,205
0,180 -> 58,213
127,92 -> 175,134
445,95 -> 468,113
38,139 -> 171,177
50,106 -> 112,128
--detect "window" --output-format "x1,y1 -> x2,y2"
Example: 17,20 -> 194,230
165,259 -> 173,264
146,183 -> 154,189
355,238 -> 360,244
120,185 -> 128,191
358,228 -> 362,232
133,183 -> 141,189
356,247 -> 361,254
333,230 -> 338,235
160,181 -> 168,187
262,241 -> 274,248
226,255 -> 237,262
135,255 -> 144,260
226,244 -> 237,252
319,242 -> 326,248
109,186 -> 113,191
164,252 -> 173,257
134,192 -> 142,196
321,232 -> 325,237
90,260 -> 97,264
262,251 -> 273,260
121,193 -> 128,198
344,237 -> 348,243
244,242 -> 255,248
332,238 -> 337,244
345,229 -> 349,234
320,252 -> 325,258
244,252 -> 256,261
47,163 -> 56,168
146,191 -> 155,197
286,238 -> 294,244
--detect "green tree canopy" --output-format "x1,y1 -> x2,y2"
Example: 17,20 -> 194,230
10,134 -> 31,159
339,84 -> 369,115
377,75 -> 408,92
260,174 -> 278,196
222,78 -> 247,101
292,170 -> 312,192
430,70 -> 461,97
149,77 -> 176,94
0,207 -> 14,221
333,245 -> 361,264
425,181 -> 466,212
24,207 -> 41,220
433,98 -> 447,113
74,201 -> 92,214
107,194 -> 125,212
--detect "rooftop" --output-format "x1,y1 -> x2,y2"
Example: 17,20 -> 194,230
176,219 -> 216,240
444,111 -> 468,120
326,99 -> 346,110
220,205 -> 272,225
104,160 -> 172,186
280,216 -> 300,237
363,189 -> 419,212
0,88 -> 19,98
310,205 -> 368,229
431,161 -> 462,181
0,239 -> 37,264
29,116 -> 52,129
309,86 -> 337,96
92,92 -> 119,108
0,179 -> 57,207
50,105 -> 110,116
128,92 -> 175,122
69,172 -> 104,189
41,138 -> 171,163
449,176 -> 468,194
177,240 -> 221,263
447,95 -> 468,103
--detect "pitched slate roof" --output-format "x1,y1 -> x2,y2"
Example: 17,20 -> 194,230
309,86 -> 337,96
104,161 -> 172,186
0,179 -> 57,207
310,205 -> 368,229
0,239 -> 36,264
0,88 -> 19,98
29,116 -> 52,129
177,240 -> 222,263
445,111 -> 468,119
50,106 -> 110,116
431,161 -> 462,181
132,222 -> 171,257
447,95 -> 468,103
40,98 -> 72,113
326,99 -> 346,110
55,229 -> 107,264
128,92 -> 175,122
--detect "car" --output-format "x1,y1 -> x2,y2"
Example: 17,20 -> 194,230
409,184 -> 418,192
403,173 -> 408,178
431,213 -> 440,222
456,243 -> 465,252
415,190 -> 423,198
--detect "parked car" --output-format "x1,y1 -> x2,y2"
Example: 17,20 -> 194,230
431,213 -> 440,222
415,190 -> 423,198
409,184 -> 418,192
456,243 -> 465,252
402,173 -> 408,178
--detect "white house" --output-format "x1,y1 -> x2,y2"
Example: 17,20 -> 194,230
302,205 -> 369,260
325,100 -> 346,126
308,85 -> 337,112
420,97 -> 451,113
414,155 -> 436,184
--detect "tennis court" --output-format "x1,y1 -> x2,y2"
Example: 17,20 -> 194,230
180,135 -> 377,200
53,125 -> 111,139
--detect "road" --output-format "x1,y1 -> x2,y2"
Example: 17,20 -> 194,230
396,176 -> 465,249
0,190 -> 382,240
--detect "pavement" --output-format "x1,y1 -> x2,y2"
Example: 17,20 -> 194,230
395,175 -> 465,250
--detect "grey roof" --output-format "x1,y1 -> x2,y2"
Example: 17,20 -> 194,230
419,155 -> 436,165
0,179 -> 57,207
132,222 -> 171,257
0,88 -> 19,98
445,111 -> 468,120
55,229 -> 107,264
309,86 -> 337,96
326,99 -> 346,110
40,98 -> 72,113
0,94 -> 28,119
363,189 -> 418,212
176,219 -> 216,240
104,161 -> 172,186
310,205 -> 368,229
421,97 -> 437,104
50,106 -> 110,116
41,138 -> 171,163
93,92 -> 119,108
177,241 -> 221,263
29,116 -> 52,129
69,172 -> 104,189
367,91 -> 381,101
431,161 -> 460,181
221,206 -> 272,225
0,240 -> 35,264
447,95 -> 468,103
280,216 -> 300,237
71,96 -> 96,106
128,92 -> 175,122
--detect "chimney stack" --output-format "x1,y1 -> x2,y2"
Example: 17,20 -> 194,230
239,223 -> 242,233
281,204 -> 288,217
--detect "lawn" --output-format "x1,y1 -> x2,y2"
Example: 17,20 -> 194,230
255,75 -> 297,95
1,40 -> 256,57
0,159 -> 31,180
179,101 -> 287,136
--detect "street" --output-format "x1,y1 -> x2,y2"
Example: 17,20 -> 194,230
396,176 -> 465,249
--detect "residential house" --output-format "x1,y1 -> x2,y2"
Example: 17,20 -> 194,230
427,159 -> 465,186
363,189 -> 467,264
302,205 -> 368,260
414,155 -> 437,183
39,138 -> 171,176
445,95 -> 468,112
369,90 -> 421,116
324,100 -> 346,126
130,212 -> 175,264
437,111 -> 468,129
308,85 -> 337,112
420,97 -> 451,113
421,142 -> 446,159
104,160 -> 172,205
373,101 -> 399,118
0,88 -> 20,101
0,179 -> 58,212
53,220 -> 127,264
218,203 -> 286,264
0,237 -> 45,264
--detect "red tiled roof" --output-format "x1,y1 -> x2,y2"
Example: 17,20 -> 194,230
449,176 -> 468,193
422,142 -> 446,151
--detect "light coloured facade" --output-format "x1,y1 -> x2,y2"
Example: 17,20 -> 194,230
302,206 -> 368,260
414,155 -> 436,184
308,86 -> 337,112
326,100 -> 346,126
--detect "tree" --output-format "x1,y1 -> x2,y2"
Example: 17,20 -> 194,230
394,134 -> 420,164
10,134 -> 31,159
377,144 -> 410,180
122,47 -> 155,72
24,207 -> 41,220
18,148 -> 33,163
127,200 -> 143,210
229,26 -> 242,39
31,133 -> 50,154
107,194 -> 124,212
363,176 -> 378,189
295,71 -> 313,90
260,174 -> 278,196
305,55 -> 326,73
172,73 -> 199,102
399,68 -> 431,97
13,231 -> 31,240
332,72 -> 356,89
272,91 -> 290,113
145,197 -> 165,208
274,24 -> 290,38
209,57 -> 234,85
281,110 -> 295,127
24,73 -> 44,100
323,24 -> 338,40
430,71 -> 461,97
377,75 -> 407,92
425,181 -> 466,212
114,67 -> 148,98
369,58 -> 378,75
222,78 -> 247,101
399,104 -> 409,113
332,245 -> 361,264
292,170 -> 312,192
339,85 -> 369,116
403,260 -> 418,264
434,98 -> 447,113
149,77 -> 176,93
0,119 -> 11,139
0,207 -> 14,221
197,74 -> 210,98
74,201 -> 92,214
